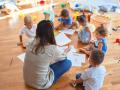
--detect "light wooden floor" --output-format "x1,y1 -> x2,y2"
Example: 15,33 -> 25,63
0,6 -> 120,90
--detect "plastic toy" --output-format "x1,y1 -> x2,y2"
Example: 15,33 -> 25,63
73,11 -> 80,21
75,3 -> 79,8
39,0 -> 45,5
32,15 -> 37,21
61,3 -> 66,8
115,38 -> 120,43
19,12 -> 25,17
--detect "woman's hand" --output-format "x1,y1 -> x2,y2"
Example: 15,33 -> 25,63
64,46 -> 71,54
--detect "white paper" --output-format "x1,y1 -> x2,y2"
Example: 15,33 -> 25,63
67,53 -> 86,67
55,33 -> 71,46
57,45 -> 86,67
59,29 -> 75,35
17,53 -> 25,62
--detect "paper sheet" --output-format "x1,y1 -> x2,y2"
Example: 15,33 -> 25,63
67,53 -> 86,67
17,53 -> 25,62
57,45 -> 86,67
55,33 -> 71,46
59,29 -> 75,35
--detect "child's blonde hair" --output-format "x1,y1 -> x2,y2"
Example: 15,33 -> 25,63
24,15 -> 32,24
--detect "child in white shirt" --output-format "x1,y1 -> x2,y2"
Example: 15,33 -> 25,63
18,15 -> 37,48
71,49 -> 106,90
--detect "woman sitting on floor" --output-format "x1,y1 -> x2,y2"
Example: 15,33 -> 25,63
23,20 -> 72,89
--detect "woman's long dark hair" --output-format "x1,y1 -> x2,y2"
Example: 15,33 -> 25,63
32,20 -> 56,54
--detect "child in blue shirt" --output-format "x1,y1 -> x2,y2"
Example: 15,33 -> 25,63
55,9 -> 73,30
79,24 -> 108,55
77,15 -> 92,44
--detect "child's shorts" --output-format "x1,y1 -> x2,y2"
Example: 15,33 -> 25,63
78,32 -> 90,44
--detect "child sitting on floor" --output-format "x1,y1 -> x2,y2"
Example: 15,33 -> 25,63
79,24 -> 108,55
18,15 -> 37,48
71,49 -> 106,90
77,15 -> 92,44
55,9 -> 76,30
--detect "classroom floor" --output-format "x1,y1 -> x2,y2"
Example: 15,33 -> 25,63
0,4 -> 120,90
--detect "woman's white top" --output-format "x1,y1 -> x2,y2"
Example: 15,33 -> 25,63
23,39 -> 66,89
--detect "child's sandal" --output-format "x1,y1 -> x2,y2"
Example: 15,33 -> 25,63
70,82 -> 77,87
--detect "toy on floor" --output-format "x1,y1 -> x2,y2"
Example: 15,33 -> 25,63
19,12 -> 25,18
68,1 -> 83,10
114,38 -> 120,46
1,8 -> 10,15
115,38 -> 120,43
68,0 -> 93,12
113,56 -> 120,63
32,15 -> 37,21
72,11 -> 80,21
112,26 -> 120,31
99,6 -> 108,13
0,0 -> 19,13
61,3 -> 66,8
39,0 -> 45,5
114,60 -> 120,63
